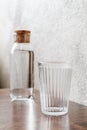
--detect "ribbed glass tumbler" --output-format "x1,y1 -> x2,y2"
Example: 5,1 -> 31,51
38,62 -> 72,116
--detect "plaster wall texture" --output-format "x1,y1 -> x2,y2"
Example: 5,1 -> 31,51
0,0 -> 87,105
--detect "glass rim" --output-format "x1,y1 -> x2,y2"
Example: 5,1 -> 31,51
38,60 -> 72,69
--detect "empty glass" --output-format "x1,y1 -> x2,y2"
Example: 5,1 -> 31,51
38,61 -> 72,116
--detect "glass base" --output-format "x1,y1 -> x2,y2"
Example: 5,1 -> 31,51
41,107 -> 68,116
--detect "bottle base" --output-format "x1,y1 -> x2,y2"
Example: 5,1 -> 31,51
10,88 -> 34,101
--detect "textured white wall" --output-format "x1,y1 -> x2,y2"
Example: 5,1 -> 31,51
0,0 -> 87,106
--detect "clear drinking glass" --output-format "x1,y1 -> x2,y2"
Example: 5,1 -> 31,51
38,61 -> 72,116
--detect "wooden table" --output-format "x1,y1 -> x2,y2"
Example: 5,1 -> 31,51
0,89 -> 87,130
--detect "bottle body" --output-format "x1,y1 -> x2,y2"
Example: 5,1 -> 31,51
10,43 -> 34,100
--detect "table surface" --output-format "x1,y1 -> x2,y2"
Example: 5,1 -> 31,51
0,89 -> 87,130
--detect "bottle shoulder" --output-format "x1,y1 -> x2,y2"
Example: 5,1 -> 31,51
11,43 -> 34,54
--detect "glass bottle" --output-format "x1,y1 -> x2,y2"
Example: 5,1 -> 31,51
10,30 -> 34,101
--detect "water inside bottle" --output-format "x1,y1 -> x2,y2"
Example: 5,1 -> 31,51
10,50 -> 34,101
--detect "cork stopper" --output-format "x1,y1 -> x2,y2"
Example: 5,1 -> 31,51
14,30 -> 31,43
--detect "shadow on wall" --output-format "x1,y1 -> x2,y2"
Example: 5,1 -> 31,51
0,61 -> 3,88
0,60 -> 10,89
